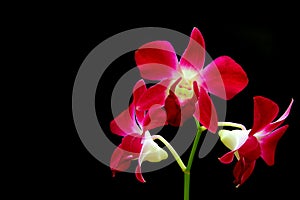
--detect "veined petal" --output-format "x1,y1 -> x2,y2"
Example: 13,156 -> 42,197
143,105 -> 167,130
110,147 -> 133,176
264,98 -> 294,133
250,96 -> 279,135
219,151 -> 236,164
135,41 -> 179,80
202,56 -> 248,100
180,27 -> 206,70
238,136 -> 261,161
110,104 -> 140,136
260,125 -> 289,166
135,163 -> 146,183
233,158 -> 256,187
165,90 -> 181,126
136,80 -> 170,111
136,132 -> 168,183
139,132 -> 168,163
133,80 -> 147,103
193,87 -> 218,133
133,80 -> 147,124
110,134 -> 143,176
119,134 -> 143,153
218,129 -> 249,151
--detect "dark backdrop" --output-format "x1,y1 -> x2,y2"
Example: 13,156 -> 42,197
39,7 -> 299,200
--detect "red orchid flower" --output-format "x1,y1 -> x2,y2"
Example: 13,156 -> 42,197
110,79 -> 168,183
218,96 -> 294,187
135,27 -> 248,132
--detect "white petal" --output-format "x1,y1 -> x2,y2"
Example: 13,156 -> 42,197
139,132 -> 168,163
218,129 -> 250,151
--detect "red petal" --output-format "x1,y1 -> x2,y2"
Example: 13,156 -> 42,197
165,90 -> 181,126
110,147 -> 133,175
250,96 -> 279,135
143,105 -> 167,130
233,158 -> 256,187
136,80 -> 170,111
218,151 -> 235,164
238,136 -> 261,161
135,163 -> 146,183
260,125 -> 289,166
119,134 -> 143,153
133,80 -> 147,124
180,27 -> 206,70
135,41 -> 178,80
202,56 -> 248,100
110,104 -> 140,136
193,87 -> 218,133
265,98 -> 294,133
133,79 -> 147,105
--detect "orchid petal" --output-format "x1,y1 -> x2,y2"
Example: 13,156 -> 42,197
193,87 -> 218,133
233,158 -> 256,187
219,151 -> 236,164
143,105 -> 167,130
136,80 -> 170,111
202,56 -> 248,100
110,104 -> 140,136
165,90 -> 181,126
260,125 -> 289,166
133,80 -> 147,124
264,98 -> 294,133
139,132 -> 168,163
110,134 -> 143,177
180,27 -> 206,70
135,164 -> 146,183
135,41 -> 178,80
136,132 -> 168,183
110,147 -> 133,177
250,96 -> 279,135
218,129 -> 249,151
238,136 -> 261,161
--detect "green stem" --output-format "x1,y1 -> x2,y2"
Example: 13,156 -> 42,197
152,135 -> 186,172
217,122 -> 246,130
184,120 -> 205,200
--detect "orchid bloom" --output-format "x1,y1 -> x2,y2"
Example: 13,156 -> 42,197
218,96 -> 294,187
110,79 -> 168,183
135,27 -> 248,132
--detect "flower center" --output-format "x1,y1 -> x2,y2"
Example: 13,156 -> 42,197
174,68 -> 199,101
175,78 -> 194,100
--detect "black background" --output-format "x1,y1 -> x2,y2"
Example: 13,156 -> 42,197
19,4 -> 299,199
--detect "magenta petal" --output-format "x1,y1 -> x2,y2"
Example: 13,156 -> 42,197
135,41 -> 178,80
110,147 -> 133,176
136,80 -> 170,111
238,136 -> 261,161
165,90 -> 181,126
202,56 -> 248,100
193,87 -> 218,133
135,163 -> 146,183
274,98 -> 294,122
233,158 -> 256,187
180,27 -> 206,70
133,79 -> 147,105
250,96 -> 279,135
143,105 -> 167,130
218,151 -> 235,164
110,104 -> 140,136
120,134 -> 143,153
265,98 -> 294,133
260,125 -> 289,166
133,80 -> 147,124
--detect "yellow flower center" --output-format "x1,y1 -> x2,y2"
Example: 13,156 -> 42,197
175,78 -> 194,100
174,68 -> 199,101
